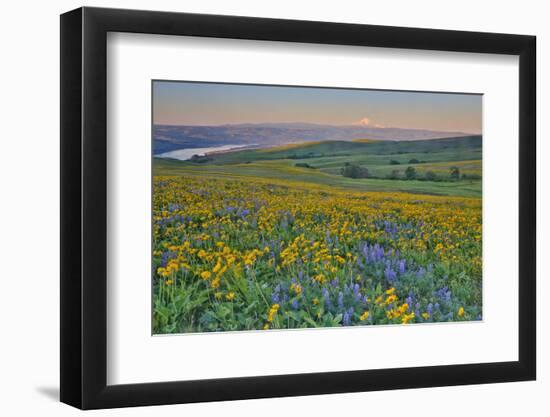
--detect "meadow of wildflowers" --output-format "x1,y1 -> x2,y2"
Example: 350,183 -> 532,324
152,174 -> 482,334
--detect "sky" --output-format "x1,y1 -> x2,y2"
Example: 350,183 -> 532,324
153,81 -> 482,134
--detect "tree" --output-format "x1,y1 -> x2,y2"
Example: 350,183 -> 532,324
388,169 -> 400,180
190,154 -> 213,163
405,166 -> 417,180
450,166 -> 460,180
425,170 -> 437,181
389,159 -> 401,165
408,158 -> 420,164
341,164 -> 370,179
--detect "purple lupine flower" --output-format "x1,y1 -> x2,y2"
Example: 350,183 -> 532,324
353,284 -> 361,301
435,287 -> 452,303
374,244 -> 384,261
343,308 -> 354,326
384,266 -> 397,283
338,292 -> 344,308
271,292 -> 280,303
322,287 -> 331,306
416,267 -> 425,278
161,251 -> 176,267
291,299 -> 299,310
427,303 -> 433,315
343,311 -> 351,326
399,260 -> 406,274
362,244 -> 369,262
331,279 -> 339,288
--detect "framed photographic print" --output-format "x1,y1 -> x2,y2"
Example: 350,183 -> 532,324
60,7 -> 536,409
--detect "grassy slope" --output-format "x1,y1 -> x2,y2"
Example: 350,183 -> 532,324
202,135 -> 481,163
153,135 -> 482,198
154,158 -> 482,197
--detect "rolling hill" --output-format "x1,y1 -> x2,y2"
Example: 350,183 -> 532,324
154,135 -> 482,197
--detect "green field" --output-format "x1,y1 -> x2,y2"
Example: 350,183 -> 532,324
153,136 -> 482,197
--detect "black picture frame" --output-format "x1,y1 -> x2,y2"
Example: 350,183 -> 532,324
60,6 -> 536,410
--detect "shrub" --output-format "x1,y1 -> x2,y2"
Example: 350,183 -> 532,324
389,159 -> 401,165
387,170 -> 401,180
408,158 -> 420,164
295,162 -> 315,169
405,166 -> 417,180
189,154 -> 213,163
425,170 -> 437,181
341,164 -> 370,179
450,166 -> 460,180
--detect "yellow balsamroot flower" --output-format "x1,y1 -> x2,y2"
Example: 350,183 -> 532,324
397,303 -> 409,315
458,306 -> 465,317
401,312 -> 415,324
290,283 -> 302,295
267,304 -> 280,322
214,291 -> 222,300
385,294 -> 397,305
313,298 -> 319,305
200,271 -> 212,280
263,323 -> 270,330
375,295 -> 384,305
385,287 -> 396,295
165,279 -> 173,286
360,311 -> 370,321
422,312 -> 430,320
225,292 -> 235,301
313,274 -> 326,284
210,277 -> 221,289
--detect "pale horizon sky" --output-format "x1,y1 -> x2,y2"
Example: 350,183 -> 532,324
153,81 -> 482,134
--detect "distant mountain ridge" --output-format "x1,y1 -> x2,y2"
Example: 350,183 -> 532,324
153,123 -> 477,155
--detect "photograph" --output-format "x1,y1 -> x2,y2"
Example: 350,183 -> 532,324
152,81 -> 483,334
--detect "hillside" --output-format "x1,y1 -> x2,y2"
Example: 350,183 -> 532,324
154,135 -> 482,197
153,123 -> 475,154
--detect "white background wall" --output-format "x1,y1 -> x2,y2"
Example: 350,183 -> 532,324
0,0 -> 545,415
